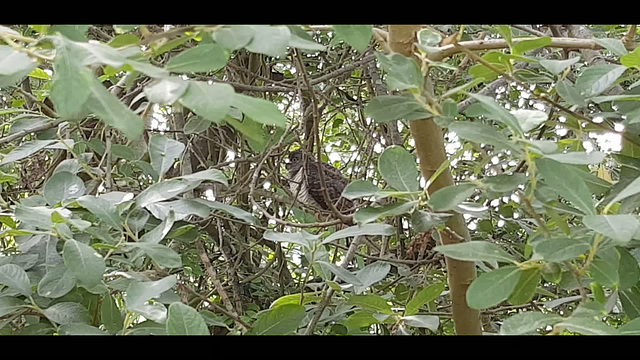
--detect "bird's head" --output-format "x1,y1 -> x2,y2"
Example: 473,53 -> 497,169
286,149 -> 304,172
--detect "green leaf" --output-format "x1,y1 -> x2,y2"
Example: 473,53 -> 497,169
125,276 -> 177,310
139,211 -> 175,244
245,25 -> 291,57
556,316 -> 619,335
200,310 -> 231,328
434,241 -> 516,264
594,38 -> 628,57
0,46 -> 37,76
342,180 -> 380,200
417,28 -> 442,47
354,262 -> 391,294
37,264 -> 76,298
225,116 -> 269,152
82,69 -> 143,140
50,25 -> 90,42
428,183 -> 476,212
376,53 -> 424,92
166,302 -> 209,335
402,315 -> 440,331
536,158 -> 596,215
101,294 -> 124,334
0,140 -> 56,166
177,168 -> 229,186
316,261 -> 363,286
77,195 -> 121,229
466,266 -> 522,309
508,268 -> 541,305
539,56 -> 581,75
620,287 -> 640,319
248,304 -> 305,335
49,38 -> 90,118
575,64 -> 627,98
532,237 -> 591,262
497,25 -> 512,47
322,223 -> 394,244
62,239 -> 105,288
0,264 -> 32,296
166,43 -> 228,73
149,135 -> 185,179
288,30 -> 326,52
353,201 -> 417,225
270,292 -> 323,309
179,82 -> 233,124
621,47 -> 640,69
467,93 -> 523,135
555,80 -> 588,107
183,116 -> 212,135
15,204 -> 53,230
212,26 -> 255,51
411,210 -> 451,233
58,323 -> 108,335
378,146 -> 419,192
618,247 -> 640,291
620,317 -> 640,334
364,96 -> 429,123
607,175 -> 640,206
126,243 -> 182,269
500,312 -> 563,335
193,199 -> 255,224
0,297 -> 25,317
544,151 -> 606,165
592,94 -> 640,103
512,37 -> 551,55
482,173 -> 527,193
448,121 -> 520,153
512,109 -> 548,133
347,295 -> 393,314
108,34 -> 140,48
583,214 -> 640,244
263,230 -> 317,250
230,93 -> 286,127
333,25 -> 372,52
405,282 -> 446,316
590,257 -> 619,288
143,77 -> 188,106
135,179 -> 199,208
43,171 -> 85,206
41,302 -> 91,325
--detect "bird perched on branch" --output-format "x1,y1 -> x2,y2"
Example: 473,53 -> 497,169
285,149 -> 353,214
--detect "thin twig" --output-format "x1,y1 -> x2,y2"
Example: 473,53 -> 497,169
194,238 -> 245,330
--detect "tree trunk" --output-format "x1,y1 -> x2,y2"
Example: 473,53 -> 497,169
387,25 -> 482,335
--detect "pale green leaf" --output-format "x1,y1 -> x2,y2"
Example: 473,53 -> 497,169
62,239 -> 106,288
166,302 -> 209,335
466,266 -> 521,309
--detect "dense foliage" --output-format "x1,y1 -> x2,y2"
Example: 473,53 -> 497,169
1,24 -> 640,335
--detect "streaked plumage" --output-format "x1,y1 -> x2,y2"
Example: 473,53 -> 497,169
286,150 -> 353,212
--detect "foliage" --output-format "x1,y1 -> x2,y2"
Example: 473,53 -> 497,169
0,24 -> 640,336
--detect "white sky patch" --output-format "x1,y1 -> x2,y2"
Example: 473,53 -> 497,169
204,188 -> 215,201
226,150 -> 236,162
589,132 -> 622,152
497,219 -> 505,227
592,116 -> 604,124
329,152 -> 341,162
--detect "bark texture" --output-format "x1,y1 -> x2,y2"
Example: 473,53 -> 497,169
388,25 -> 483,335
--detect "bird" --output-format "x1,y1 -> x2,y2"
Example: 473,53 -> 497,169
285,149 -> 353,214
